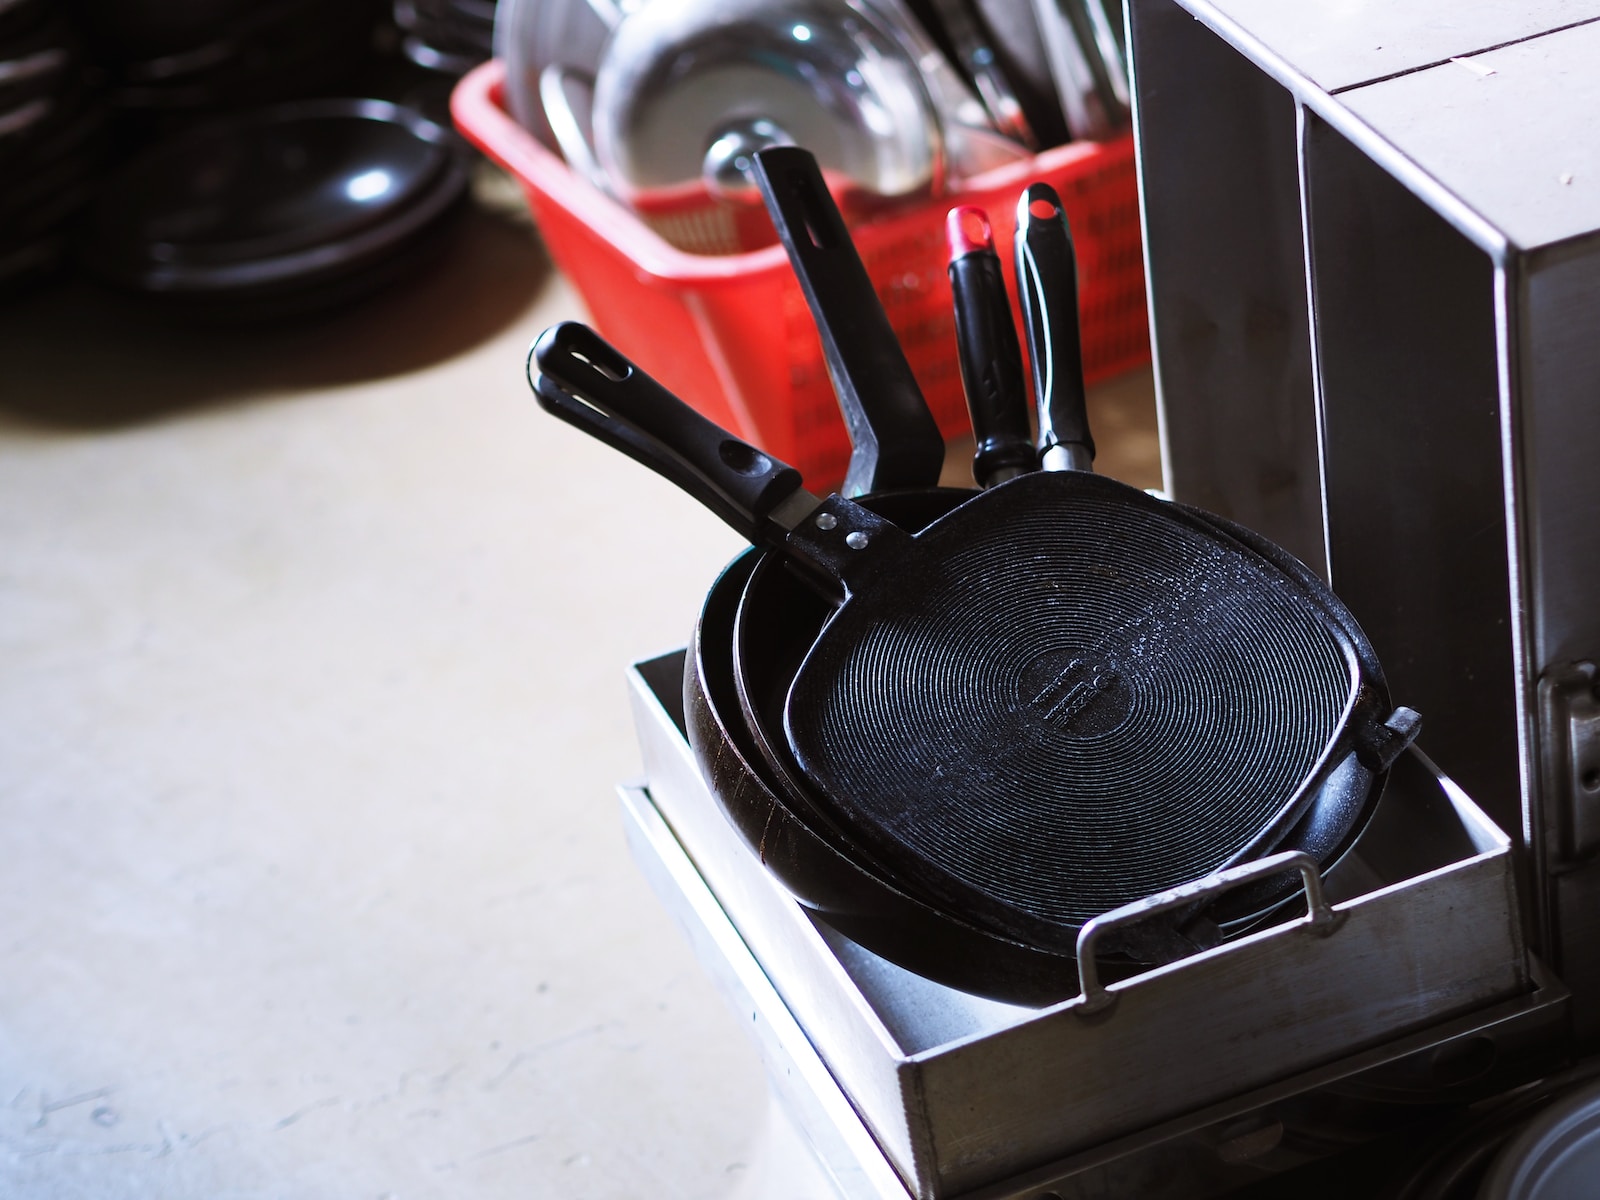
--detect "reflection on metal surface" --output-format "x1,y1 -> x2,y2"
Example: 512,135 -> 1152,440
592,0 -> 943,203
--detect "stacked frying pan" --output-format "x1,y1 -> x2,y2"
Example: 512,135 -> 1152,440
530,147 -> 1420,1004
0,0 -> 107,293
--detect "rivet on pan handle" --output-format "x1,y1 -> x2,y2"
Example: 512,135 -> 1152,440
1073,851 -> 1341,1017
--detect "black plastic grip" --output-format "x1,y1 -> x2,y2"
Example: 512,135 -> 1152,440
530,322 -> 807,546
948,225 -> 1035,487
1015,183 -> 1095,465
751,146 -> 945,498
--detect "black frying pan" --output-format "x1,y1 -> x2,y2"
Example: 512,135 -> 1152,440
721,182 -> 1400,958
762,179 -> 1418,955
532,308 -> 1418,959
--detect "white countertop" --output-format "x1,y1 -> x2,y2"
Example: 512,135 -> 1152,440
0,200 -> 1156,1199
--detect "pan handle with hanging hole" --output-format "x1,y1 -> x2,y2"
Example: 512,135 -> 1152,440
947,205 -> 1035,488
751,146 -> 945,498
530,322 -> 817,546
1015,182 -> 1095,472
1073,851 -> 1341,1017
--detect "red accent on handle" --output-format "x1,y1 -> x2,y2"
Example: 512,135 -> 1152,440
945,206 -> 994,261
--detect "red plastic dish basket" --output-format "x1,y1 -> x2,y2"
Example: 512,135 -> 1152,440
453,60 -> 1149,486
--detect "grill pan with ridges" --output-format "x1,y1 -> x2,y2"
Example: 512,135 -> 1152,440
530,318 -> 1418,957
781,467 -> 1361,948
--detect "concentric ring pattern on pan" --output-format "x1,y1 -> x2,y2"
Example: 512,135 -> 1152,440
784,469 -> 1356,945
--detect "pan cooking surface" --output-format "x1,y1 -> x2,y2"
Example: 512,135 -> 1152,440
785,472 -> 1356,939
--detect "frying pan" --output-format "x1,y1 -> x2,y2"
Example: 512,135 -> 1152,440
759,179 -> 1416,954
532,315 -> 1417,962
720,185 -> 1388,961
724,166 -> 1413,953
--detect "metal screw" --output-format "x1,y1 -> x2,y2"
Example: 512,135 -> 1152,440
815,513 -> 837,530
846,532 -> 869,550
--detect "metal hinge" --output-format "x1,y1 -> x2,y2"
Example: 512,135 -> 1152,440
1537,661 -> 1600,874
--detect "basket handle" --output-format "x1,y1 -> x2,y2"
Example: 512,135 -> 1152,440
1073,851 -> 1341,1016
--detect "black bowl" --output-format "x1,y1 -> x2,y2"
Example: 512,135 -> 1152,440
78,97 -> 469,316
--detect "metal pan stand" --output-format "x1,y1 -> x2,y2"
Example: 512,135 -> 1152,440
625,650 -> 1567,1200
1127,0 -> 1600,1047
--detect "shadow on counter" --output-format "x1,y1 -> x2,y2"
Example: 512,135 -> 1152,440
0,197 -> 552,430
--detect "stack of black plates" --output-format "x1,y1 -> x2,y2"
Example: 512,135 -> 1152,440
395,0 -> 496,77
0,0 -> 107,292
77,98 -> 470,320
75,0 -> 387,115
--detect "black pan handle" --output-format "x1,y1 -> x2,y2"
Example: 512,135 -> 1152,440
1015,183 -> 1095,471
751,146 -> 945,498
531,322 -> 815,546
947,205 -> 1035,487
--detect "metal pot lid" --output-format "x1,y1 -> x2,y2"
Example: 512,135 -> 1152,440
592,0 -> 942,204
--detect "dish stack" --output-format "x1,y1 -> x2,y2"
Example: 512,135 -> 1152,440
0,0 -> 107,293
74,0 -> 386,118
